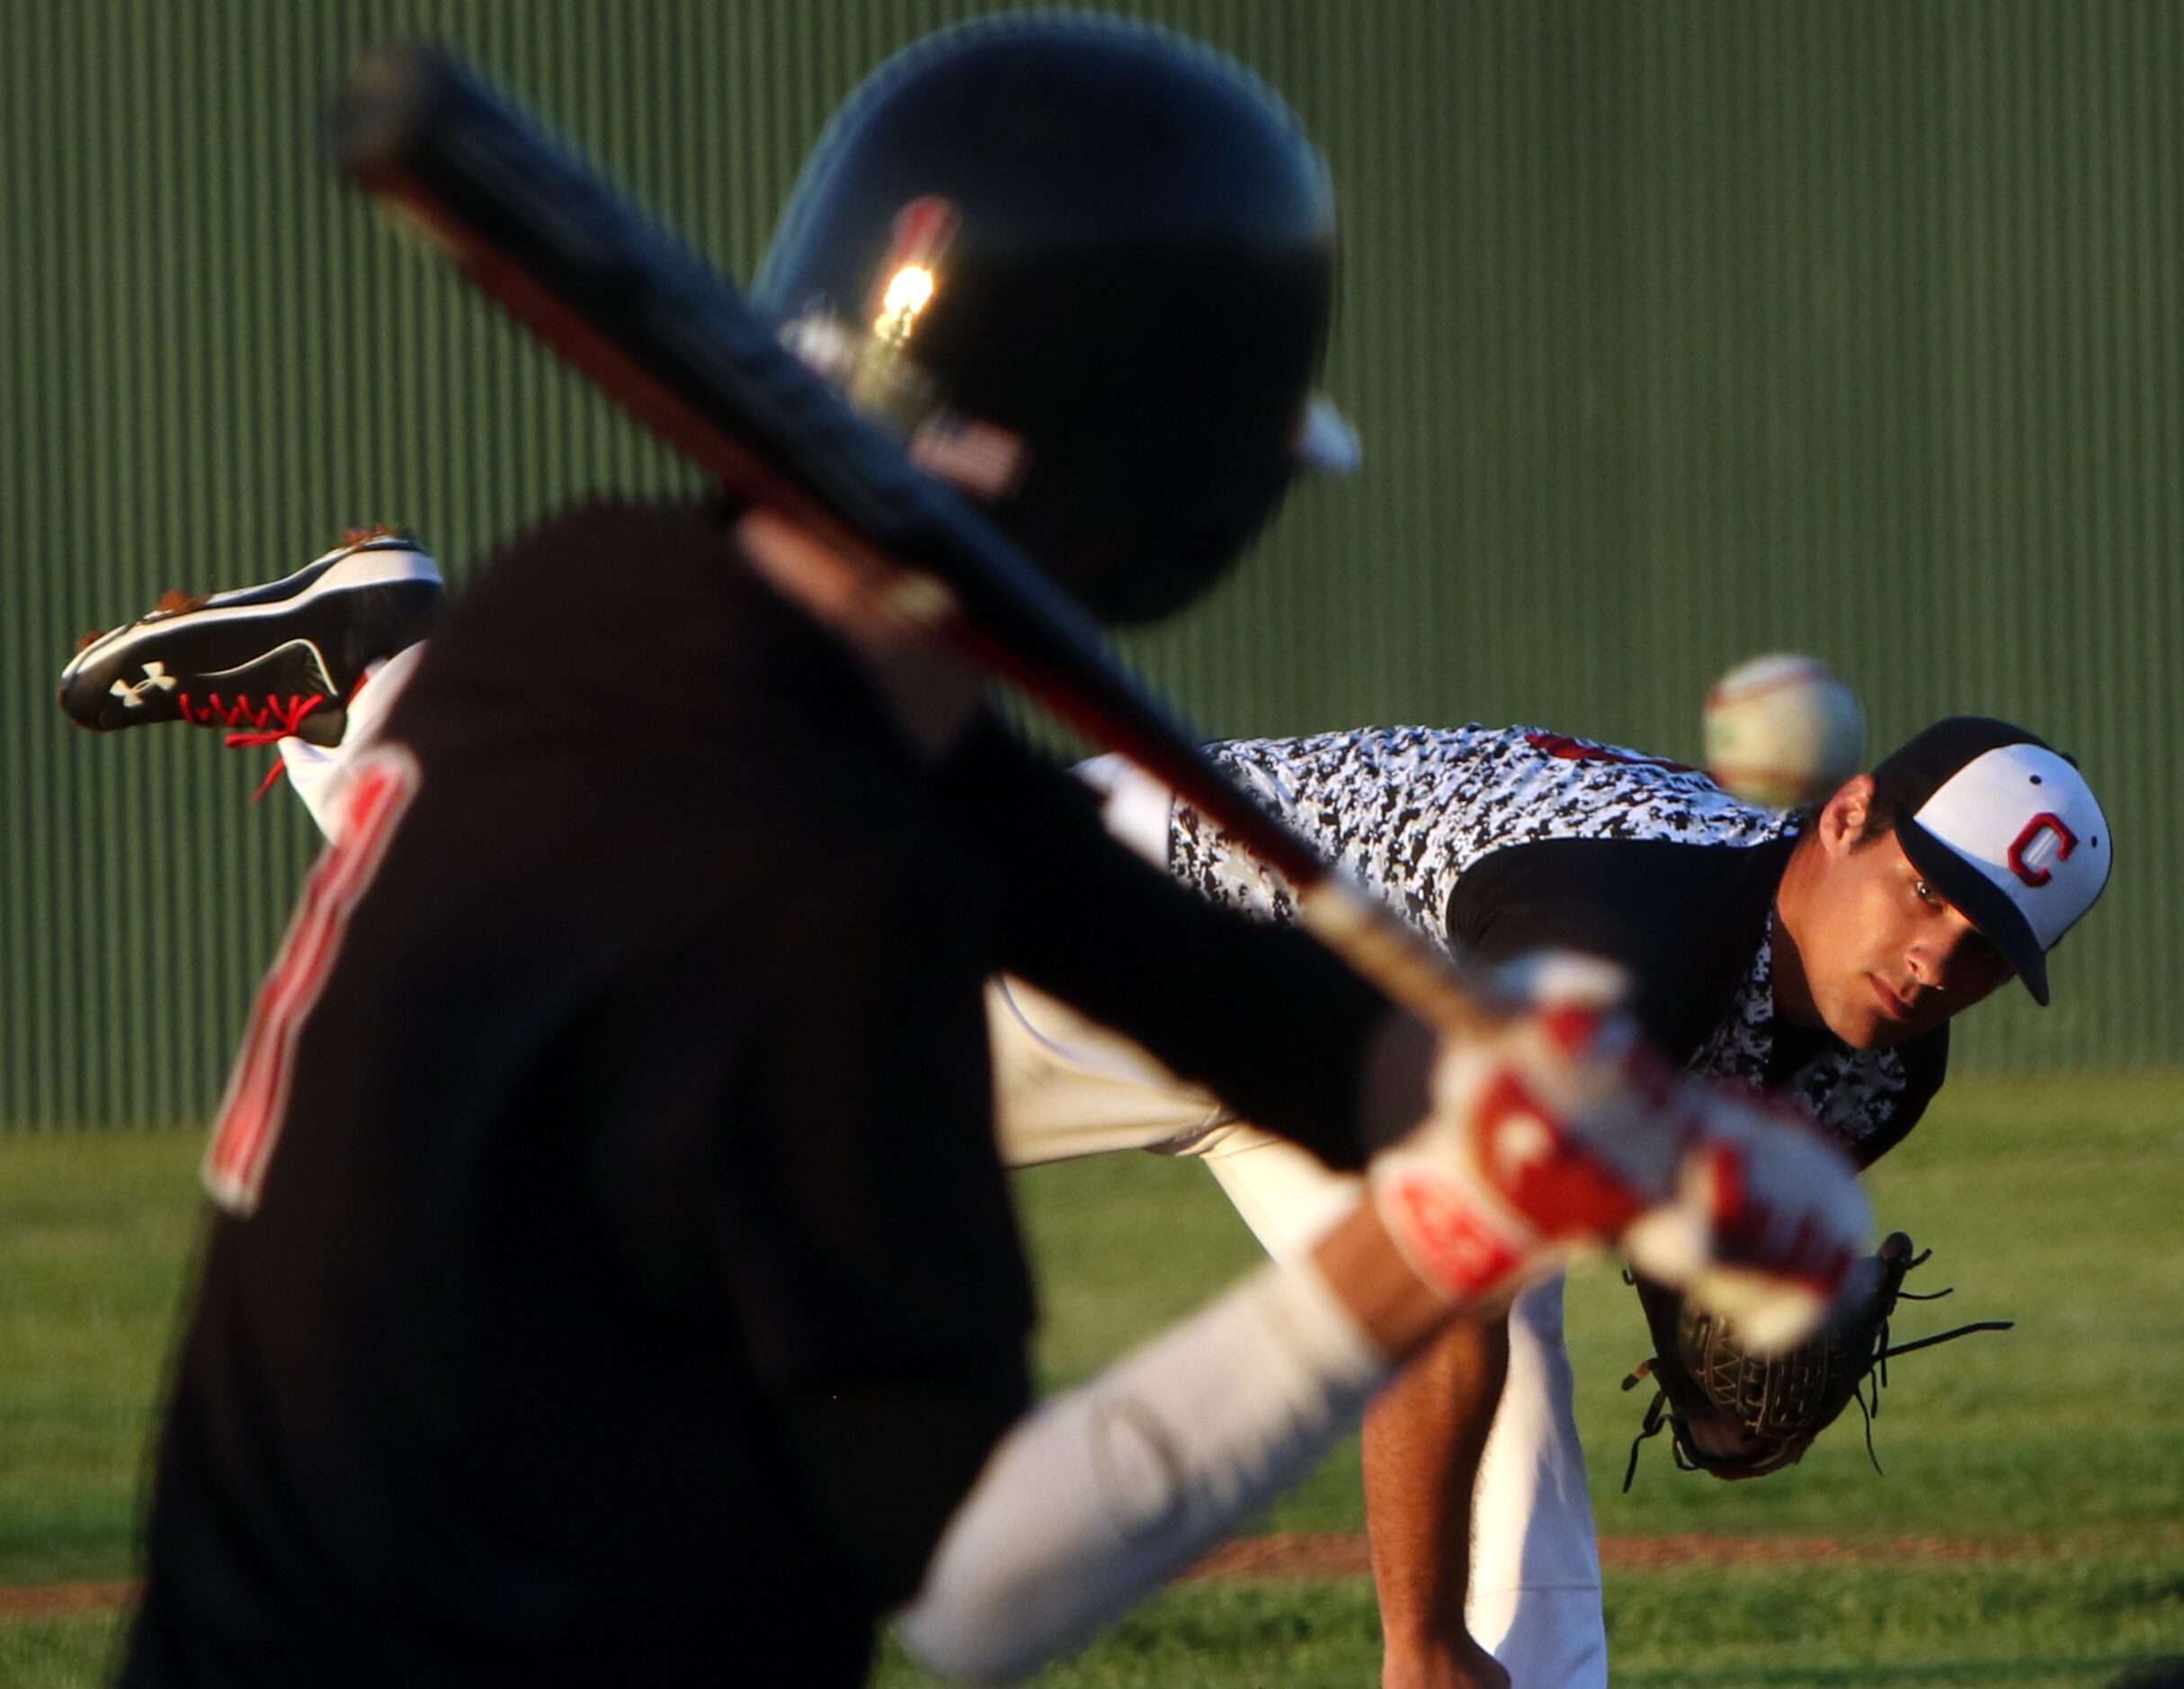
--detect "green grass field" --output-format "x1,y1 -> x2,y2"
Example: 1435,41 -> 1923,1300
2,1074 -> 2180,1685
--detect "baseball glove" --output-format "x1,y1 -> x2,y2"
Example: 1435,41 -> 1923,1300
1618,1231 -> 2010,1487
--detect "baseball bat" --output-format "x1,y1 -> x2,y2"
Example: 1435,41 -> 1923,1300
325,41 -> 1502,1038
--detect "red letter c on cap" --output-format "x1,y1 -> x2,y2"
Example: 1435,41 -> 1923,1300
2008,813 -> 2077,887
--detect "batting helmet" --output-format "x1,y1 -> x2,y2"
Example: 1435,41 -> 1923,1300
753,13 -> 1353,625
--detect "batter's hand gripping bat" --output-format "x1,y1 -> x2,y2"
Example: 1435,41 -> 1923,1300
325,40 -> 1502,1039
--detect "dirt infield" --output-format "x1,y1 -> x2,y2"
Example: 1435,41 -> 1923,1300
0,1533 -> 2071,1619
1184,1530 -> 2069,1580
0,1581 -> 136,1620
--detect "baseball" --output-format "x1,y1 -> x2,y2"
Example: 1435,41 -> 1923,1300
1702,653 -> 1867,809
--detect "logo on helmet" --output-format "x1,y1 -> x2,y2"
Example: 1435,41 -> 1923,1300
908,413 -> 1029,499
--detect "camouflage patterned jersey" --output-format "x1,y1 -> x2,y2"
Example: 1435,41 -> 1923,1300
1166,723 -> 1945,1167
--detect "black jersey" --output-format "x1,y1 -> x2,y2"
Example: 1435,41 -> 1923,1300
124,501 -> 1386,1687
1169,725 -> 1946,1167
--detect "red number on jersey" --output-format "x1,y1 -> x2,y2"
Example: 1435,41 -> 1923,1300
203,746 -> 421,1214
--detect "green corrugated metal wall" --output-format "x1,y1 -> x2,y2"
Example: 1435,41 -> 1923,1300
4,1 -> 2177,1127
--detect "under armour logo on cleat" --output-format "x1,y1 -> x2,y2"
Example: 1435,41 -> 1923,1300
111,663 -> 180,708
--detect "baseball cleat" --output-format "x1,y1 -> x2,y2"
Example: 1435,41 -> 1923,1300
59,530 -> 443,747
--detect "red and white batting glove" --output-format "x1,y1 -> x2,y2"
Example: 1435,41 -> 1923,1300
1625,1082 -> 1871,1352
1368,952 -> 1869,1352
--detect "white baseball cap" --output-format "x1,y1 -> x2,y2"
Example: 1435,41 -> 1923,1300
1874,718 -> 2112,1005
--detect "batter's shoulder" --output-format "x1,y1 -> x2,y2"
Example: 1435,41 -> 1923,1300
453,496 -> 748,621
396,495 -> 862,760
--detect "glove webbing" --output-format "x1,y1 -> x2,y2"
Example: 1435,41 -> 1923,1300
1618,1235 -> 2013,1489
